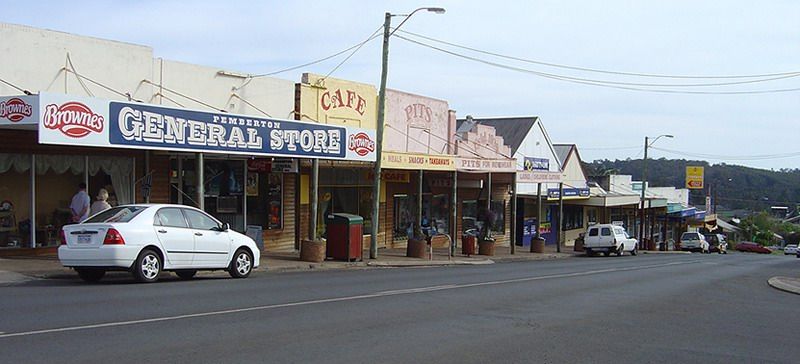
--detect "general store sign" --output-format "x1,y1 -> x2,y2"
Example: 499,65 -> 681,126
36,93 -> 376,161
456,157 -> 516,172
382,151 -> 455,171
0,95 -> 38,126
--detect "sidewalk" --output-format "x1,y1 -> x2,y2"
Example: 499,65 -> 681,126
767,276 -> 800,295
0,245 -> 580,284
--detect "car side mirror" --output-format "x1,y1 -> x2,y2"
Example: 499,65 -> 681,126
221,222 -> 230,231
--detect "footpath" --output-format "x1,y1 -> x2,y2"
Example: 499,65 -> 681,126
767,276 -> 800,295
0,246 -> 580,284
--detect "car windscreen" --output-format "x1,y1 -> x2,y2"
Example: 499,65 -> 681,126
85,206 -> 147,223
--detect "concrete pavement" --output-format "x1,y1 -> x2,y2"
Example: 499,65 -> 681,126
0,245 -> 580,284
768,276 -> 800,294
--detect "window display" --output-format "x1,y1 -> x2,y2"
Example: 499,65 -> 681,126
246,171 -> 282,230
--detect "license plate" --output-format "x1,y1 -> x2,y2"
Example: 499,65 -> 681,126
77,235 -> 92,244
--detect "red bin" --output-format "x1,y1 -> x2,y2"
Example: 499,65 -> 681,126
462,235 -> 476,256
326,213 -> 363,261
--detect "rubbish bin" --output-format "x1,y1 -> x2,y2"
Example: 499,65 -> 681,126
531,237 -> 545,253
573,233 -> 585,252
461,234 -> 476,256
325,213 -> 363,261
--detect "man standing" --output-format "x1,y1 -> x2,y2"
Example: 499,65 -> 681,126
70,182 -> 91,223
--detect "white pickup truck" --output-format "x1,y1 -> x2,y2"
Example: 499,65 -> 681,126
584,224 -> 638,257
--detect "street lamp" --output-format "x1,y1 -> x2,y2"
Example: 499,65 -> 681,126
370,7 -> 446,259
639,134 -> 673,249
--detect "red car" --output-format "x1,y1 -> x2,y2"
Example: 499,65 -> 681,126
734,241 -> 772,254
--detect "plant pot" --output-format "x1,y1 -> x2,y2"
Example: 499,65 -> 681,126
478,240 -> 496,256
300,240 -> 325,263
406,238 -> 427,258
531,237 -> 545,253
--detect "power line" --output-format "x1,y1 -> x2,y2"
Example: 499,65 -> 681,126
252,26 -> 383,78
392,34 -> 800,95
0,77 -> 31,94
650,146 -> 800,161
397,29 -> 800,80
322,26 -> 383,81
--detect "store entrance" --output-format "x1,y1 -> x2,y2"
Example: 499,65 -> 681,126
169,155 -> 246,232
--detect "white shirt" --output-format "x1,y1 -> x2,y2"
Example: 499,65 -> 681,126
70,190 -> 91,222
90,200 -> 112,216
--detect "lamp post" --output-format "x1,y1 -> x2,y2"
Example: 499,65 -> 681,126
370,7 -> 445,259
639,134 -> 673,249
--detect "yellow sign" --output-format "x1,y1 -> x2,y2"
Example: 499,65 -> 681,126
382,152 -> 455,171
297,73 -> 377,129
686,166 -> 704,189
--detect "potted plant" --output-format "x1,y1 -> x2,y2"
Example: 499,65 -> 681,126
406,223 -> 427,258
477,207 -> 497,256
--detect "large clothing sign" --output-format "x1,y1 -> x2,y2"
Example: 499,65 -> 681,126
37,93 -> 376,161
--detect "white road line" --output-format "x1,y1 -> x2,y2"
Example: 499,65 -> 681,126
0,259 -> 701,339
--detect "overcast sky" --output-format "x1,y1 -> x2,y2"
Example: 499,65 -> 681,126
3,0 -> 798,170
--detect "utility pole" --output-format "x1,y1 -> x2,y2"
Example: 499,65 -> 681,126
639,136 -> 648,249
369,12 -> 391,259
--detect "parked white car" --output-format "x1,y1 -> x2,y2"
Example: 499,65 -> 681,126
59,204 -> 260,283
783,244 -> 798,255
584,224 -> 638,257
680,232 -> 710,253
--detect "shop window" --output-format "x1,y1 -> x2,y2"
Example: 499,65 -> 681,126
587,208 -> 598,225
393,194 -> 415,239
462,199 -> 504,235
246,172 -> 283,230
394,194 -> 450,239
423,194 -> 450,236
562,205 -> 584,231
316,168 -> 372,237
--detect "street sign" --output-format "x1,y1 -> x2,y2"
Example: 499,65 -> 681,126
686,166 -> 704,189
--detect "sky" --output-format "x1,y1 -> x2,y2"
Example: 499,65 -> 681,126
2,0 -> 798,170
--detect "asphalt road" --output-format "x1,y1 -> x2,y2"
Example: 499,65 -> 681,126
0,252 -> 798,364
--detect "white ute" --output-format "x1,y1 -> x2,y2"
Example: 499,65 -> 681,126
584,224 -> 638,257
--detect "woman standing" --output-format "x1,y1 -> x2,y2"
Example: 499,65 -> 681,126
90,188 -> 112,216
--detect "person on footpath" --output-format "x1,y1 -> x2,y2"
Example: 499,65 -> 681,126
89,188 -> 112,216
70,182 -> 91,223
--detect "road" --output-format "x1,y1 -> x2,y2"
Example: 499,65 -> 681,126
1,253 -> 798,363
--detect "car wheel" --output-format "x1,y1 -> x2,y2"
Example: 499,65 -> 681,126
175,270 -> 197,280
616,246 -> 623,256
229,249 -> 253,278
603,251 -> 610,257
586,249 -> 594,257
133,249 -> 162,283
631,247 -> 637,256
76,268 -> 105,283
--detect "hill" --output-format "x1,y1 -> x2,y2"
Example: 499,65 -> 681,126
583,159 -> 800,213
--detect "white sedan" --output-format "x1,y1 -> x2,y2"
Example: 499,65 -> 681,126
59,204 -> 260,283
784,244 -> 798,255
